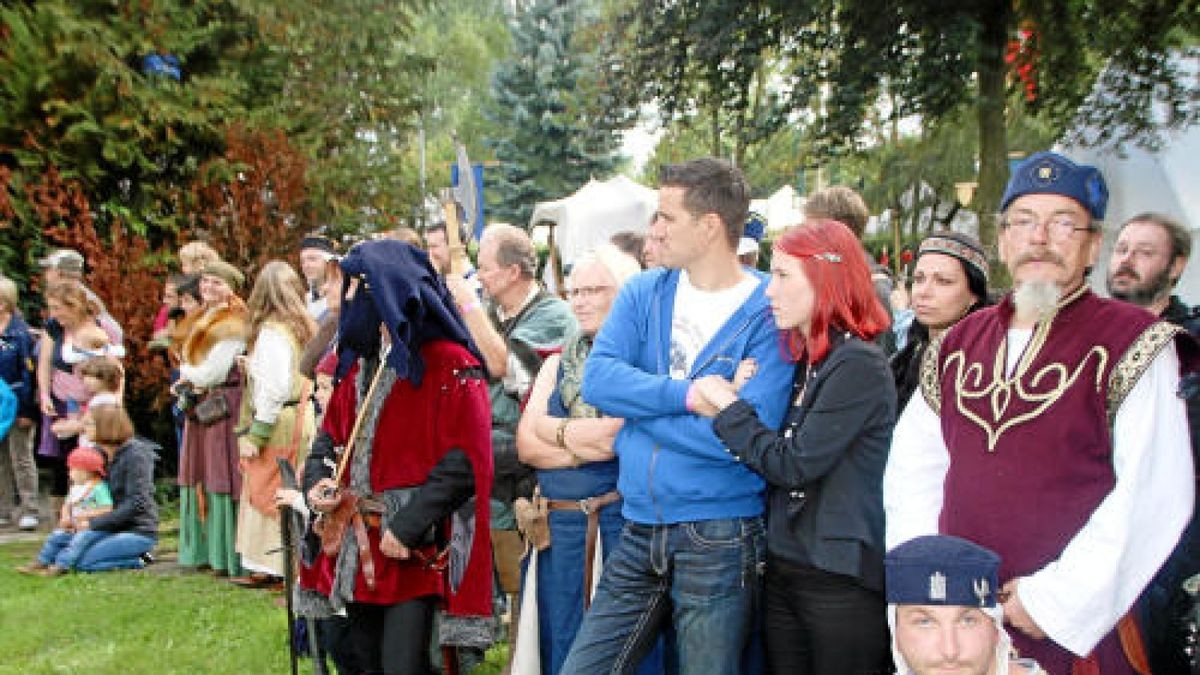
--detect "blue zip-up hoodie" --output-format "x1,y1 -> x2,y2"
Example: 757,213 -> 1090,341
582,267 -> 793,525
0,313 -> 36,420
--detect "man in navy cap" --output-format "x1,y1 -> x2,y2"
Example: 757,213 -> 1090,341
736,211 -> 766,268
885,151 -> 1195,673
888,535 -> 1043,675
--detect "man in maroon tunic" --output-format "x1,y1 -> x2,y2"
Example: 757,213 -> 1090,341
303,240 -> 493,674
885,151 -> 1195,673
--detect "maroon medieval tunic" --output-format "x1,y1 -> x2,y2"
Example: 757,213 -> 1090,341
930,289 -> 1173,673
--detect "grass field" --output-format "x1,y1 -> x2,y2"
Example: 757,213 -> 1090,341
0,539 -> 292,674
0,523 -> 508,674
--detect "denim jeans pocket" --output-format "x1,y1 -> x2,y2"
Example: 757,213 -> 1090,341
674,518 -> 764,600
682,517 -> 743,548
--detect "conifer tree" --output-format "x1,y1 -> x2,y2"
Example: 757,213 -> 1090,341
486,0 -> 628,227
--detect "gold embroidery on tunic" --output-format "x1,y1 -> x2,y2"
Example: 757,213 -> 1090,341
920,333 -> 947,414
1106,322 -> 1181,426
945,311 -> 1109,451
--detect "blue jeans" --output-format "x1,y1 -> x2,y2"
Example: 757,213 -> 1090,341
73,531 -> 155,572
561,517 -> 765,675
37,528 -> 103,568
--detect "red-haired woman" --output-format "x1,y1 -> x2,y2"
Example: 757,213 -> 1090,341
692,218 -> 896,674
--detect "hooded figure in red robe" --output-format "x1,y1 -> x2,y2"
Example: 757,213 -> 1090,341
302,239 -> 493,674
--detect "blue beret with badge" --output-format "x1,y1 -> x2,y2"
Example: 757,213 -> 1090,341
1000,150 -> 1108,220
885,535 -> 1001,608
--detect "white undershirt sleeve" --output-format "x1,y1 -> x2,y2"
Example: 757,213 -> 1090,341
1019,343 -> 1194,655
179,339 -> 245,388
884,392 -> 951,550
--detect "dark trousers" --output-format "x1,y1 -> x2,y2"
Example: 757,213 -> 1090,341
344,597 -> 437,675
765,558 -> 891,675
316,615 -> 358,675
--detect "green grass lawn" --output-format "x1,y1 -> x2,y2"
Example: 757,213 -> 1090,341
0,534 -> 509,674
0,540 -> 292,674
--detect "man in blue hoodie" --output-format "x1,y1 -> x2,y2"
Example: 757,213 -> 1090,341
563,158 -> 792,674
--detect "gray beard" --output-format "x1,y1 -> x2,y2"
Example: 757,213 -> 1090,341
1013,280 -> 1061,324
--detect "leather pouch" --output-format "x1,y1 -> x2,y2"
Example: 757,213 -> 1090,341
514,487 -> 551,551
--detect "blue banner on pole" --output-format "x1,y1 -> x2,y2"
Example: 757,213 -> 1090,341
450,163 -> 486,241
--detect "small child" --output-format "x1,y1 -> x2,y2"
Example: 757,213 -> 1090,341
17,445 -> 113,576
51,326 -> 123,439
275,349 -> 341,673
50,356 -> 123,441
313,350 -> 337,415
149,274 -> 183,351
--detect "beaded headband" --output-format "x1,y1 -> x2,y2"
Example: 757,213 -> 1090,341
918,236 -> 989,281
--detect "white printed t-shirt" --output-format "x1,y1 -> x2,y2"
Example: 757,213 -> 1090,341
668,269 -> 758,379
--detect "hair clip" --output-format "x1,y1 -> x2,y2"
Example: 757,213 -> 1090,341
812,253 -> 842,263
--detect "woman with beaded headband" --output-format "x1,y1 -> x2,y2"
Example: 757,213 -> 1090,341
890,231 -> 992,410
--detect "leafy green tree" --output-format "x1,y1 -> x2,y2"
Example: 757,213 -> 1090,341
245,0 -> 431,237
792,0 -> 1198,250
603,0 -> 789,168
640,122 -> 810,199
486,0 -> 629,227
0,0 -> 262,253
391,0 -> 513,230
607,0 -> 1198,251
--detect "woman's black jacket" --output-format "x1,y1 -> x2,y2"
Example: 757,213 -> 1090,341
713,333 -> 896,592
88,437 -> 160,539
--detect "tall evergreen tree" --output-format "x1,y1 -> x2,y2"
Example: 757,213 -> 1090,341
486,0 -> 627,227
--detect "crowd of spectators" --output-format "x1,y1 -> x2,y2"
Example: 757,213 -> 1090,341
1,151 -> 1197,675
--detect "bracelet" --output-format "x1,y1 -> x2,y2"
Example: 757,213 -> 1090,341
565,446 -> 583,468
460,300 -> 481,315
555,418 -> 570,448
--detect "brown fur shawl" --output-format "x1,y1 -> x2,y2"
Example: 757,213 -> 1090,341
181,301 -> 249,366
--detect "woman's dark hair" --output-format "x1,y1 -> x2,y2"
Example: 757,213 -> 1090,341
609,231 -> 646,268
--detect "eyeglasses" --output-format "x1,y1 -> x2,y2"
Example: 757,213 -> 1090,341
566,285 -> 613,299
1002,212 -> 1095,240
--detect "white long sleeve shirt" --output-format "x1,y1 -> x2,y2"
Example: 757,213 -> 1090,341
247,326 -> 295,426
178,340 -> 245,388
884,331 -> 1193,656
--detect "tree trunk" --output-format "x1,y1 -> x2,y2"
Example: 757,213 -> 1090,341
975,0 -> 1012,267
711,100 -> 722,158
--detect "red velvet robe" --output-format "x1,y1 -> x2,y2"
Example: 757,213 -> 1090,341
311,340 -> 493,617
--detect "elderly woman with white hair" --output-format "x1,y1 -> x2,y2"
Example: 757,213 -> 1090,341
515,245 -> 660,675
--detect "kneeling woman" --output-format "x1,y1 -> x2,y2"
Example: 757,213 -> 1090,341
692,219 -> 896,674
73,404 -> 159,571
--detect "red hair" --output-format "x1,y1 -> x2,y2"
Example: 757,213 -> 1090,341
774,218 -> 890,363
